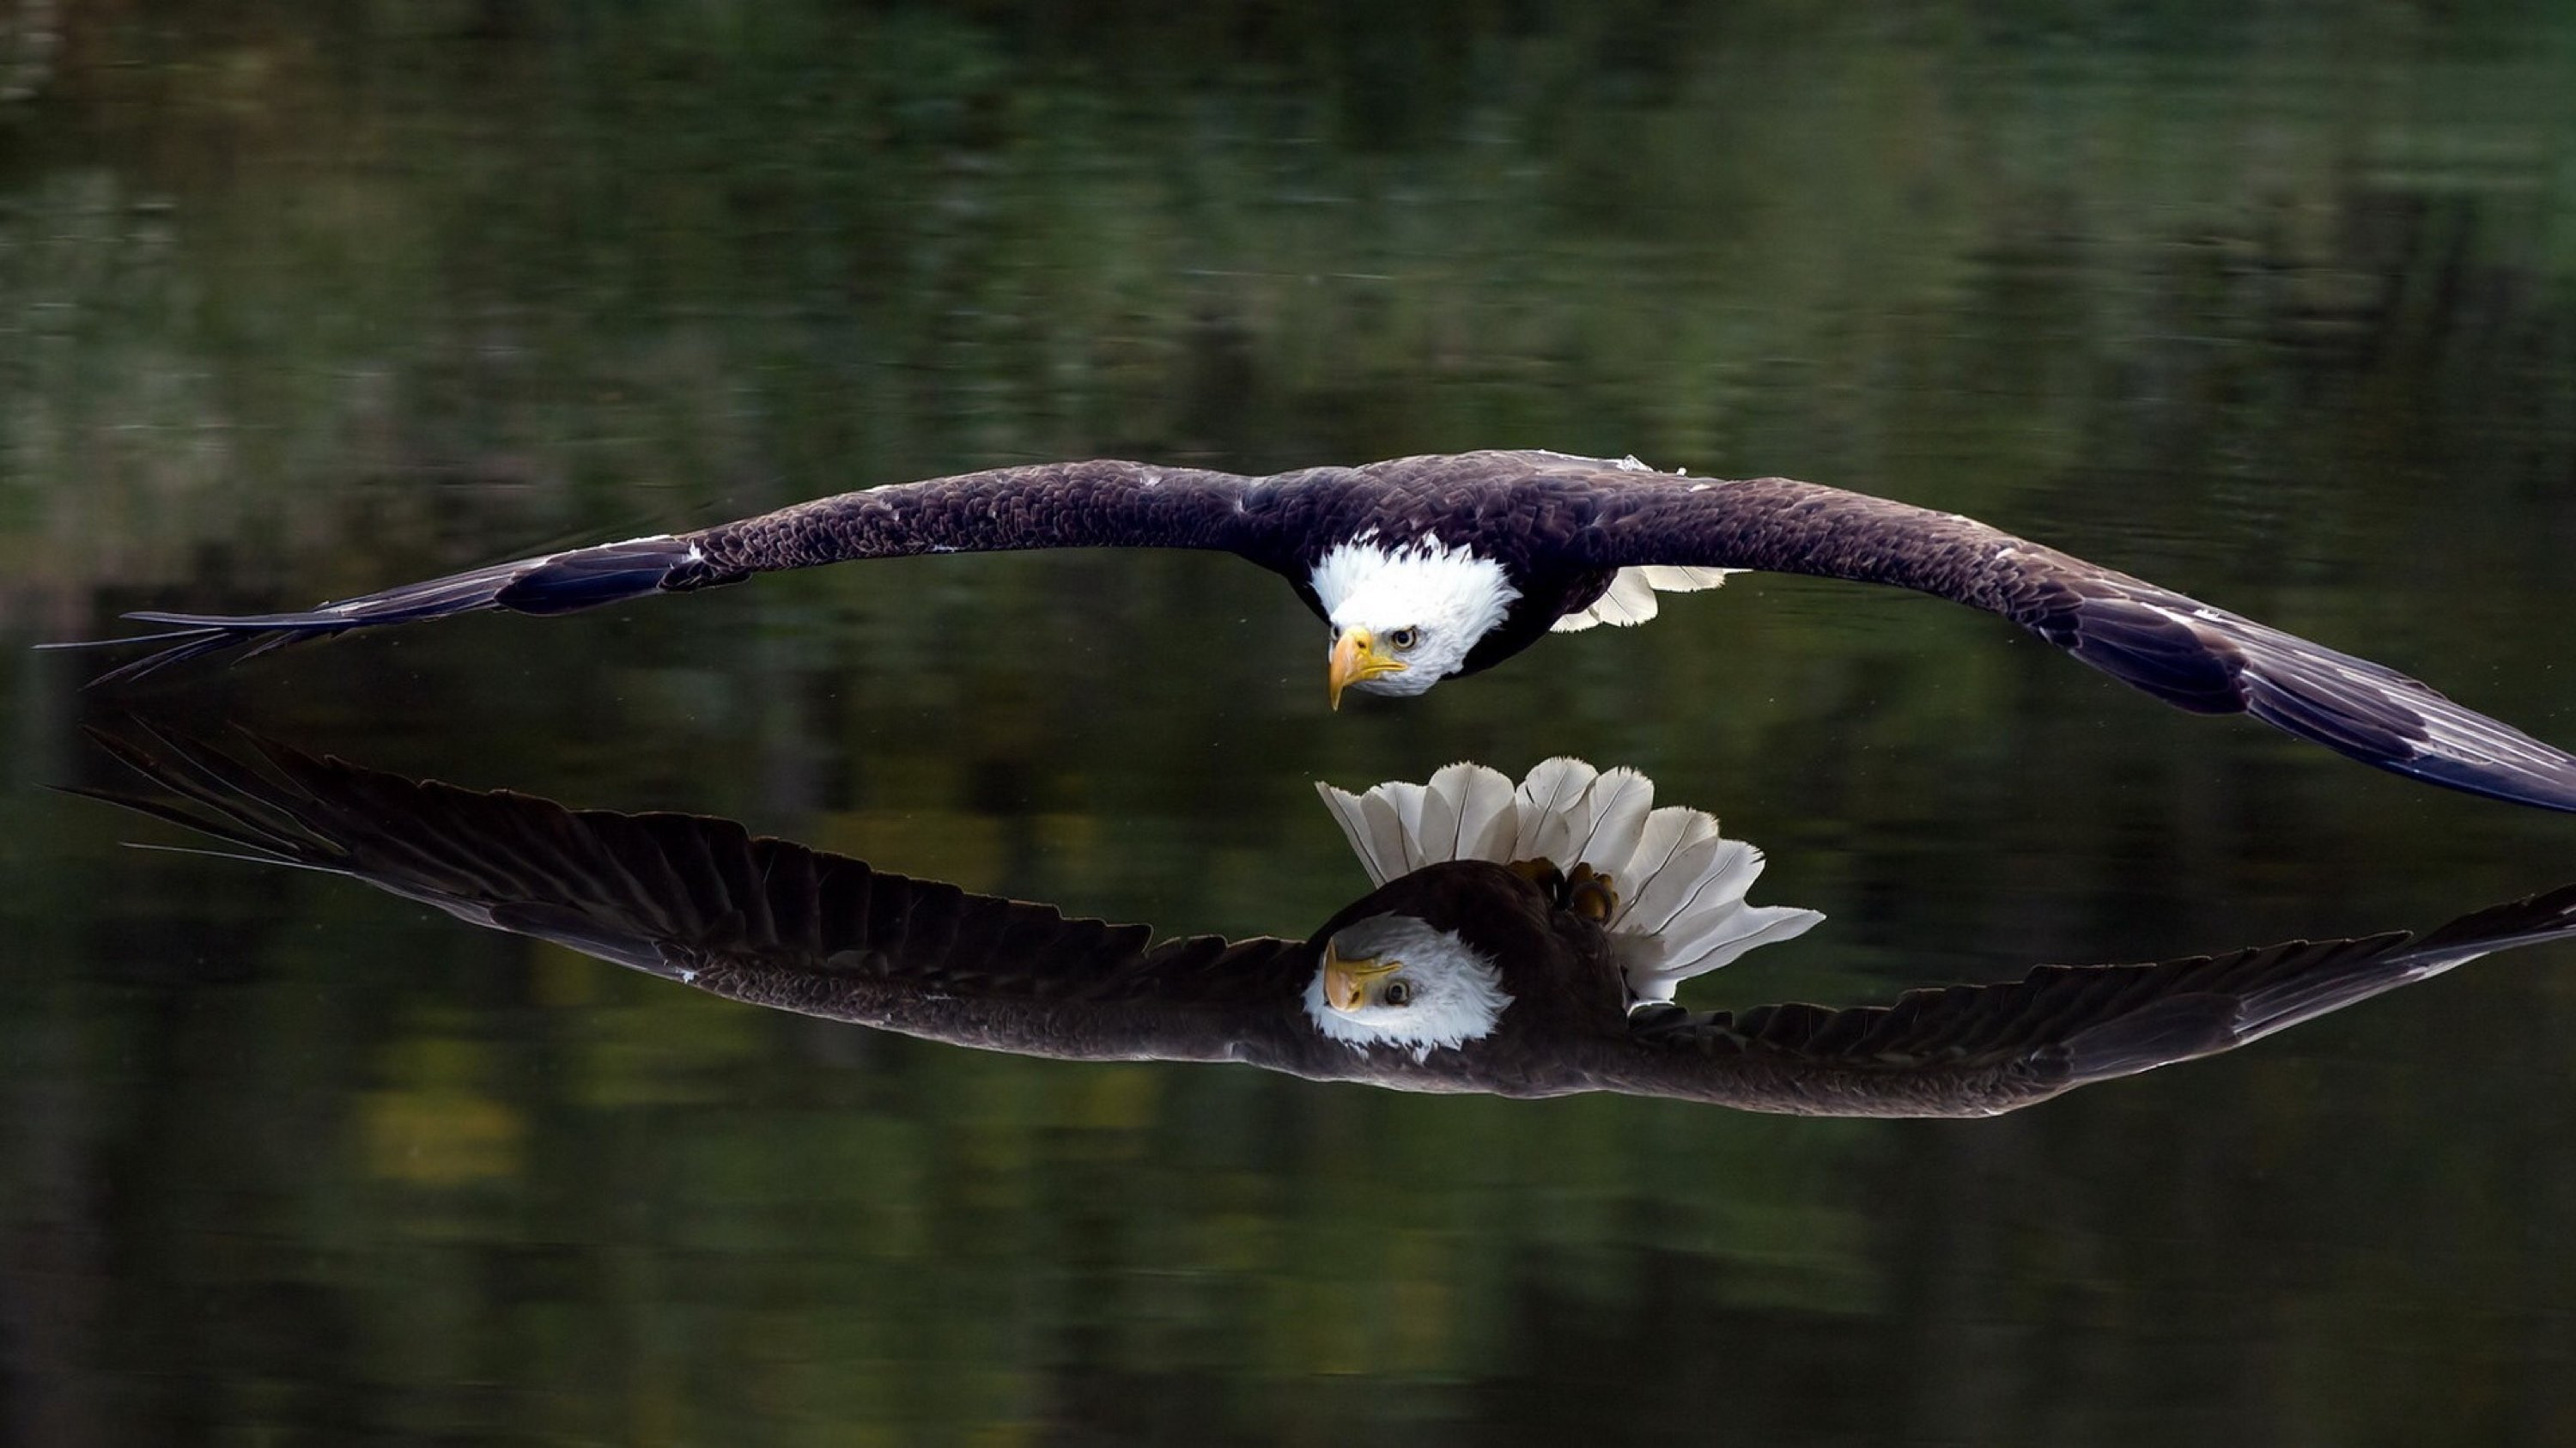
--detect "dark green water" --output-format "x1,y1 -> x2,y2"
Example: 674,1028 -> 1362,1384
9,4 -> 2576,1443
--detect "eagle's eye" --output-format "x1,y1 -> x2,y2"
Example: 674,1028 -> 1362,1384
1382,978 -> 1413,1007
1388,627 -> 1419,651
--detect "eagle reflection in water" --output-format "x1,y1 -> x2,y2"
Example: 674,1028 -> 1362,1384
73,725 -> 2576,1119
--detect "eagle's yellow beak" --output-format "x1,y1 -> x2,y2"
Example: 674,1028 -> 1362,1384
1327,629 -> 1407,709
1321,942 -> 1401,1013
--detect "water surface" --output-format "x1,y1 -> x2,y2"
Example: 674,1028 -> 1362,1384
8,5 -> 2576,1444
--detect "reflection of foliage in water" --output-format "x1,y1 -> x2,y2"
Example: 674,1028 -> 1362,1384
7,4 -> 2574,584
7,4 -> 2576,1444
0,0 -> 58,105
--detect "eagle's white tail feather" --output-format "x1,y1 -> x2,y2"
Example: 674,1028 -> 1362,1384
1389,781 -> 1433,874
1432,761 -> 1520,863
1605,806 -> 1721,931
1410,776 -> 1460,875
1636,565 -> 1737,593
1549,564 -> 1740,633
1614,834 -> 1726,937
1626,903 -> 1829,1002
1360,788 -> 1417,884
1569,767 -> 1655,873
1316,785 -> 1382,885
1651,867 -> 1787,960
1314,757 -> 1823,1002
1511,757 -> 1597,861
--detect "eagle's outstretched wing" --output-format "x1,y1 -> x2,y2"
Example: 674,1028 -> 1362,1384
1582,881 -> 2576,1117
1534,453 -> 2576,812
68,726 -> 2576,1116
51,459 -> 1273,683
52,446 -> 2576,812
71,724 -> 1323,1068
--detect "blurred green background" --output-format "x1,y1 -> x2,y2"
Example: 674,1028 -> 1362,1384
8,3 -> 2576,1444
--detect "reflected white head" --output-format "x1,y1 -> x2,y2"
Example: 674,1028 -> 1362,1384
1309,536 -> 1519,706
1303,913 -> 1513,1060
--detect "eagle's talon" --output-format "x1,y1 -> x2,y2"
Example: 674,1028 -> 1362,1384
1508,858 -> 1618,919
1566,863 -> 1619,922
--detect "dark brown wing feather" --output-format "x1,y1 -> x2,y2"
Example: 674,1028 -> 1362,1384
52,459 -> 1272,681
71,724 -> 1322,1068
54,446 -> 2576,816
1534,453 -> 2576,812
1587,881 -> 2576,1117
68,724 -> 2576,1114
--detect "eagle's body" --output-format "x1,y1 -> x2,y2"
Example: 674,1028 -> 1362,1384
76,729 -> 2576,1118
693,855 -> 1637,1095
66,449 -> 2576,812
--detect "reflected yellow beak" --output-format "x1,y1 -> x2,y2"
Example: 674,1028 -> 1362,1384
1321,942 -> 1401,1013
1327,630 -> 1407,710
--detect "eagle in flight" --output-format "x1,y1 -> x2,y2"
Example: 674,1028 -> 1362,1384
72,727 -> 2576,1117
61,449 -> 2576,812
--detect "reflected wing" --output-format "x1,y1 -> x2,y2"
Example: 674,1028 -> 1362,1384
72,725 -> 1321,1067
1588,883 -> 2576,1117
1521,452 -> 2576,812
53,459 -> 1268,683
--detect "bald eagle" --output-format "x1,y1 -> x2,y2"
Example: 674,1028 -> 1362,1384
58,450 -> 2576,812
73,727 -> 2576,1117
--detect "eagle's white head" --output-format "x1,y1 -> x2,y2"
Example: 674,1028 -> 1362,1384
1303,913 -> 1513,1060
1309,535 -> 1519,705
